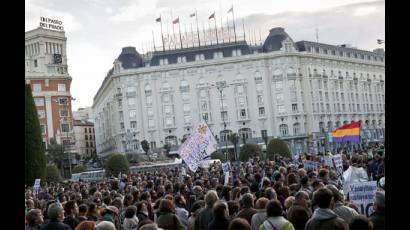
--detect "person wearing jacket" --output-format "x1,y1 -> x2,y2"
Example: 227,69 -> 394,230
195,190 -> 218,230
251,198 -> 269,230
369,191 -> 385,230
123,205 -> 139,230
208,201 -> 230,230
259,200 -> 294,230
156,199 -> 185,230
325,185 -> 359,224
26,209 -> 44,230
236,193 -> 258,225
305,188 -> 348,230
40,203 -> 71,230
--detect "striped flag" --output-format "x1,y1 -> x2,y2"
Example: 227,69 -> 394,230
332,121 -> 361,143
190,12 -> 196,17
155,16 -> 161,22
209,12 -> 215,20
173,17 -> 180,24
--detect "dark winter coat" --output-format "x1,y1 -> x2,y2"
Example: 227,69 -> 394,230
40,219 -> 71,230
305,208 -> 348,230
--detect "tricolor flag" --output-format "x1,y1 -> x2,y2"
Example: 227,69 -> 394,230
209,12 -> 215,20
155,16 -> 161,22
190,12 -> 196,17
227,6 -> 233,13
173,17 -> 180,24
332,121 -> 361,142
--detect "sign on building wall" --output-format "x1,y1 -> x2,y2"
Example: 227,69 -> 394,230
39,17 -> 64,31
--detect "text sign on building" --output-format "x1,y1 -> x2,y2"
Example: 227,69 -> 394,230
39,17 -> 64,31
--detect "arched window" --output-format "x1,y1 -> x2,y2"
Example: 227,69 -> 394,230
238,128 -> 252,140
287,67 -> 296,77
165,136 -> 178,146
293,123 -> 300,135
254,71 -> 262,81
273,69 -> 282,77
279,124 -> 289,137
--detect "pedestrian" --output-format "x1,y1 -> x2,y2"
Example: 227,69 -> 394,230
174,195 -> 189,228
259,200 -> 294,230
229,218 -> 251,230
325,185 -> 359,223
87,203 -> 99,222
156,199 -> 185,230
187,200 -> 204,230
75,221 -> 96,230
305,188 -> 348,230
208,201 -> 230,230
123,205 -> 139,230
78,204 -> 89,223
26,209 -> 44,230
40,203 -> 71,230
349,215 -> 373,230
96,221 -> 115,230
251,197 -> 269,230
369,191 -> 385,230
195,190 -> 218,230
236,193 -> 258,225
136,201 -> 149,223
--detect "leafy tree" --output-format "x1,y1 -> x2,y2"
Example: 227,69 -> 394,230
72,165 -> 87,174
141,140 -> 150,155
163,143 -> 171,154
25,84 -> 46,185
211,151 -> 226,163
267,138 -> 292,160
46,165 -> 62,182
46,137 -> 65,169
239,144 -> 262,162
228,133 -> 239,160
105,154 -> 130,177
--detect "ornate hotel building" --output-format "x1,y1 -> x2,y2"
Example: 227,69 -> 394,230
92,27 -> 385,158
25,27 -> 74,148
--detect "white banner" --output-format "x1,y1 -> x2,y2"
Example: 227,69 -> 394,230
33,179 -> 41,190
343,166 -> 369,195
178,122 -> 218,172
323,155 -> 333,168
303,160 -> 318,171
349,181 -> 377,217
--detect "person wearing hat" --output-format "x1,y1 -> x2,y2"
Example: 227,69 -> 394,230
369,191 -> 385,230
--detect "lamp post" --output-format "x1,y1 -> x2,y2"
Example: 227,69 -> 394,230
215,81 -> 228,161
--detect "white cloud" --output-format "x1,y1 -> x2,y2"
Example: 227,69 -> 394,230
108,0 -> 158,22
105,7 -> 113,13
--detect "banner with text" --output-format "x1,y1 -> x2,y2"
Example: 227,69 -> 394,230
349,181 -> 377,217
333,154 -> 344,189
178,121 -> 218,172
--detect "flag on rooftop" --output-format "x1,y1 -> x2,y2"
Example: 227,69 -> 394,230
190,12 -> 196,17
209,12 -> 215,20
228,6 -> 233,13
155,16 -> 161,22
173,17 -> 180,24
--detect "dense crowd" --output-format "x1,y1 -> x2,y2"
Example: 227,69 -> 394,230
25,144 -> 385,230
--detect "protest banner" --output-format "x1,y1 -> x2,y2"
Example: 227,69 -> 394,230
303,160 -> 318,171
343,165 -> 369,195
349,181 -> 377,217
332,154 -> 344,188
178,121 -> 218,172
323,155 -> 333,167
223,163 -> 230,185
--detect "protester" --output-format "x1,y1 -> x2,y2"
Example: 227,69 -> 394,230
349,215 -> 373,230
251,197 -> 269,230
305,188 -> 348,230
195,190 -> 218,230
236,193 -> 258,225
228,218 -> 251,230
259,200 -> 295,230
123,205 -> 139,230
26,209 -> 44,230
96,221 -> 115,230
40,203 -> 71,230
75,220 -> 96,230
369,191 -> 385,230
325,184 -> 359,223
78,204 -> 89,222
156,199 -> 184,230
64,200 -> 80,229
208,201 -> 230,229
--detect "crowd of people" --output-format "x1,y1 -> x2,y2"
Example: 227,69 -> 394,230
25,144 -> 385,230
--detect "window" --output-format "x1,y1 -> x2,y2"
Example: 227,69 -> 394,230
148,119 -> 155,128
127,86 -> 136,93
164,105 -> 172,114
58,84 -> 66,92
279,124 -> 289,137
146,96 -> 152,105
85,135 -> 88,140
257,95 -> 264,105
237,85 -> 244,94
182,92 -> 190,101
165,117 -> 173,126
37,110 -> 45,118
184,115 -> 191,124
276,94 -> 284,104
326,104 -> 330,112
128,98 -> 136,106
221,111 -> 228,121
147,107 -> 153,117
85,128 -> 88,133
145,84 -> 152,94
357,104 -> 361,112
289,80 -> 296,89
33,84 -> 42,92
277,105 -> 285,114
256,84 -> 263,92
202,113 -> 209,121
58,97 -> 68,105
275,81 -> 283,90
34,60 -> 38,67
61,123 -> 69,132
325,92 -> 329,101
183,103 -> 190,113
200,90 -> 207,98
342,104 -> 346,112
119,111 -> 124,121
292,104 -> 298,112
60,110 -> 68,117
240,109 -> 247,118
129,110 -> 137,119
259,107 -> 265,117
261,130 -> 267,138
254,71 -> 262,81
177,56 -> 187,63
293,123 -> 300,135
34,98 -> 44,106
238,97 -> 245,107
40,125 -> 45,134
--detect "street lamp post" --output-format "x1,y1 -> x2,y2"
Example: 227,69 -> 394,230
216,81 -> 228,161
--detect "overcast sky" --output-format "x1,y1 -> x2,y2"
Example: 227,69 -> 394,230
25,0 -> 385,110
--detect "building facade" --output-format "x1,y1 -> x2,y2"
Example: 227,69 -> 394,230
92,27 -> 385,158
73,107 -> 94,122
73,120 -> 97,160
25,27 -> 74,148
